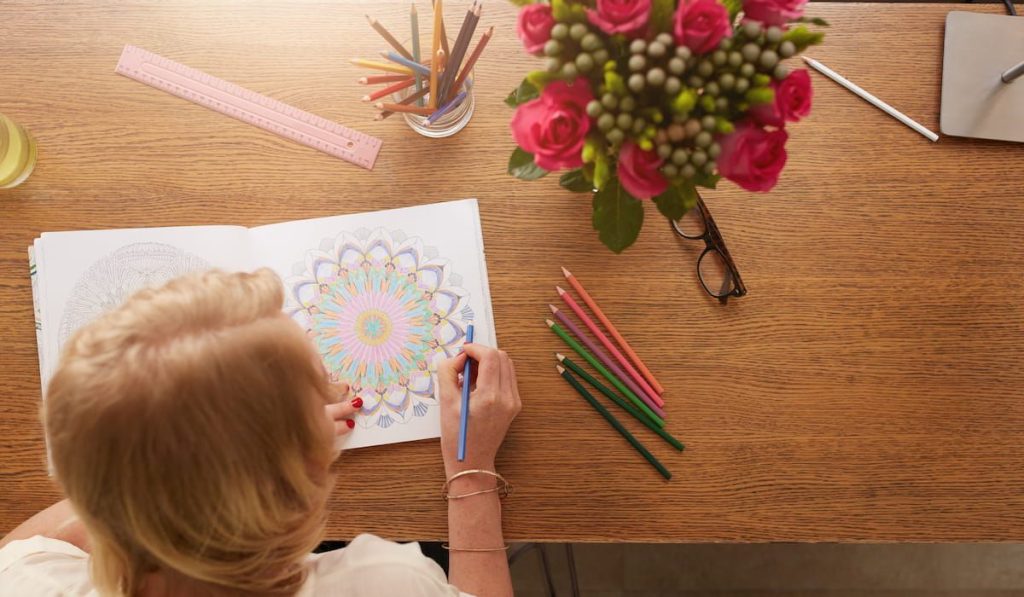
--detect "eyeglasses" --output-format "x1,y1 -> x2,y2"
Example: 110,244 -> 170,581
669,194 -> 747,304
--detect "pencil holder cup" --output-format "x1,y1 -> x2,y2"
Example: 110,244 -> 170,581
395,78 -> 475,138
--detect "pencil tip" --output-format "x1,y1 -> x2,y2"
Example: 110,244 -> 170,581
561,266 -> 572,278
545,319 -> 554,327
555,352 -> 565,361
548,304 -> 558,314
361,95 -> 370,102
374,102 -> 385,109
555,285 -> 566,295
556,365 -> 565,374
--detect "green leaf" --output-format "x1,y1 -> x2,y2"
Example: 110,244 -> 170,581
525,70 -> 564,91
796,16 -> 830,27
504,78 -> 540,108
693,172 -> 721,190
653,183 -> 698,221
721,0 -> 742,21
592,176 -> 644,253
552,0 -> 587,22
593,146 -> 612,190
649,0 -> 675,34
560,169 -> 594,193
508,147 -> 549,180
782,24 -> 825,51
507,0 -> 535,6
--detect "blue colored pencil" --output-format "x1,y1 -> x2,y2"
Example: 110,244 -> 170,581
382,50 -> 431,76
427,90 -> 467,124
457,324 -> 475,461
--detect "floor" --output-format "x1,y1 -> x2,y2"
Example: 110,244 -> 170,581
509,544 -> 1024,596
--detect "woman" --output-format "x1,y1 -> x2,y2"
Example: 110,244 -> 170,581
0,269 -> 520,596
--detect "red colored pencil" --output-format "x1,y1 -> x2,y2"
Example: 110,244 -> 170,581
561,267 -> 666,395
358,74 -> 412,85
362,77 -> 416,102
557,286 -> 664,407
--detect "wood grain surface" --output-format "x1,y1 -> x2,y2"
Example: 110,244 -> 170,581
1,1 -> 1022,542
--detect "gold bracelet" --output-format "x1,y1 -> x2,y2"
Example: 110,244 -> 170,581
442,543 -> 510,552
442,469 -> 514,501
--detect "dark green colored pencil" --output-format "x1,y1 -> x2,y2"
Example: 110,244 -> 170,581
558,365 -> 672,480
557,353 -> 684,452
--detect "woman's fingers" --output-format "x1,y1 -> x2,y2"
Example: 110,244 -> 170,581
334,419 -> 355,436
326,400 -> 358,421
460,343 -> 501,389
498,350 -> 513,396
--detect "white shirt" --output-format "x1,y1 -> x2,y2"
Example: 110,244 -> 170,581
0,534 -> 473,596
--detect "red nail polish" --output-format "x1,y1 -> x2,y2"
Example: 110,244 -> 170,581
352,397 -> 364,408
346,419 -> 355,429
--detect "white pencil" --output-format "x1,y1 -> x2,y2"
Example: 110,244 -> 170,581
802,56 -> 939,143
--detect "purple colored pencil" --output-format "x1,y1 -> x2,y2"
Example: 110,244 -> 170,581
550,305 -> 666,419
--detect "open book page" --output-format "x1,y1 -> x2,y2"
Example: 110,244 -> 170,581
36,226 -> 252,389
249,199 -> 495,450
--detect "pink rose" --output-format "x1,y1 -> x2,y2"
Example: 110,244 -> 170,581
516,4 -> 556,55
673,0 -> 732,55
751,69 -> 813,127
618,142 -> 669,200
587,0 -> 651,38
717,123 -> 788,192
743,0 -> 807,26
510,80 -> 593,171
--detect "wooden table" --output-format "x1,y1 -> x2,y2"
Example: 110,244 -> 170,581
2,1 -> 1022,543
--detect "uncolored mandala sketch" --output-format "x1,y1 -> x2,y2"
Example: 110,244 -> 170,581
59,242 -> 210,343
285,228 -> 474,430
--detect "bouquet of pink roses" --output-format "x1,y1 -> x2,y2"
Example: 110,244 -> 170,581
506,0 -> 825,252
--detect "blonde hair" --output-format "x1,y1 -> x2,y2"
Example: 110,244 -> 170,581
44,269 -> 335,596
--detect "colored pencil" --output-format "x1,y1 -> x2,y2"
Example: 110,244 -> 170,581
366,14 -> 414,61
430,0 -> 443,109
359,74 -> 412,85
457,324 -> 475,461
558,366 -> 671,480
374,102 -> 434,115
558,353 -> 684,451
557,286 -> 664,407
546,319 -> 664,427
549,305 -> 665,419
411,2 -> 424,106
433,0 -> 450,58
439,1 -> 480,103
380,51 -> 432,76
362,77 -> 417,102
561,267 -> 666,395
449,26 -> 492,102
426,90 -> 467,124
375,86 -> 431,120
351,59 -> 415,76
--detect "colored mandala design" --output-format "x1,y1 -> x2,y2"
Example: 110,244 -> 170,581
285,229 -> 473,429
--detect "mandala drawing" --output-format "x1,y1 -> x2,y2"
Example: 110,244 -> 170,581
285,229 -> 473,429
59,242 -> 210,343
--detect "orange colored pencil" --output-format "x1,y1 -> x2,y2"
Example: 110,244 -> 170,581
375,102 -> 434,116
366,14 -> 414,61
359,74 -> 412,85
449,26 -> 493,99
561,267 -> 666,395
557,286 -> 664,407
375,86 -> 430,120
433,0 -> 450,58
362,77 -> 416,102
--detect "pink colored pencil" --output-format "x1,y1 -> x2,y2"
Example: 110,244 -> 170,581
550,305 -> 666,419
561,267 -> 666,395
557,286 -> 665,408
362,77 -> 416,102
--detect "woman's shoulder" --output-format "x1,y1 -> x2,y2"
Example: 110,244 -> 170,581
304,534 -> 470,597
0,535 -> 96,596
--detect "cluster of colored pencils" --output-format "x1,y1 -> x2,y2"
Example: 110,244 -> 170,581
547,268 -> 683,480
355,2 -> 493,122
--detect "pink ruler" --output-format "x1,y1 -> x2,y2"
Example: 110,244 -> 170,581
116,45 -> 381,169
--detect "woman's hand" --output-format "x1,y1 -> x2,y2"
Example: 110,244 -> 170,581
437,344 -> 522,475
324,382 -> 361,449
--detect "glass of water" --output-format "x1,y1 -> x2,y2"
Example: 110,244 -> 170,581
0,113 -> 37,189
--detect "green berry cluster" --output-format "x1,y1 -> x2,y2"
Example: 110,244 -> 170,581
546,22 -> 610,79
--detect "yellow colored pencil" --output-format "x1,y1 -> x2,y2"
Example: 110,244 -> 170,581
430,0 -> 443,108
350,59 -> 415,76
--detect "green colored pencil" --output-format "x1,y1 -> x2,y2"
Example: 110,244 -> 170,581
558,353 -> 684,452
558,365 -> 672,480
546,319 -> 664,428
410,2 -> 424,106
